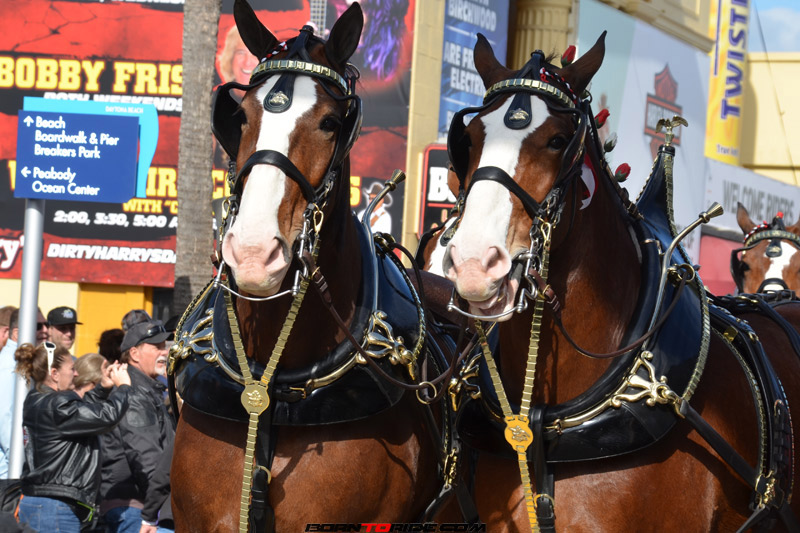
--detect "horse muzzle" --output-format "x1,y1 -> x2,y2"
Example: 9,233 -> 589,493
221,231 -> 292,296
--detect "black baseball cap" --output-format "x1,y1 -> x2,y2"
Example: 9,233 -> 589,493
47,306 -> 82,326
121,309 -> 151,332
120,320 -> 172,351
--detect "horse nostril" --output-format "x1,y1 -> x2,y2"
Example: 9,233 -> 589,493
443,244 -> 459,279
265,238 -> 285,267
482,246 -> 511,279
481,247 -> 499,270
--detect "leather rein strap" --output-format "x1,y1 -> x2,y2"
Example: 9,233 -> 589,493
530,265 -> 691,359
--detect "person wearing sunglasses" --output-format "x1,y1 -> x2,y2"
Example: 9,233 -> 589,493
12,341 -> 131,532
99,320 -> 173,533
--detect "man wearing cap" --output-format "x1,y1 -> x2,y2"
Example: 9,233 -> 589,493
47,306 -> 81,352
99,320 -> 174,533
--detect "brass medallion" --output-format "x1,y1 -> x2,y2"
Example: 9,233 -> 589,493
504,415 -> 533,451
241,382 -> 270,415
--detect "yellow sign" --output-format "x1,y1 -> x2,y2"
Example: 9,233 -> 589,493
705,0 -> 749,165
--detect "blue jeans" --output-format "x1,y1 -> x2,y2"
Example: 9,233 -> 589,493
103,506 -> 173,533
103,506 -> 140,533
18,495 -> 81,532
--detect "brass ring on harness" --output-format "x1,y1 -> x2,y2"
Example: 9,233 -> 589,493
415,381 -> 438,405
533,493 -> 555,511
256,465 -> 272,484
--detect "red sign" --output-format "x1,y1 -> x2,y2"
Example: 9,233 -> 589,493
0,0 -> 415,286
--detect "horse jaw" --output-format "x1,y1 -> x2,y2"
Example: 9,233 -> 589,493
221,77 -> 317,296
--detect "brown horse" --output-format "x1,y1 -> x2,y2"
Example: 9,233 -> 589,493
434,32 -> 800,531
733,202 -> 800,293
168,2 -> 451,531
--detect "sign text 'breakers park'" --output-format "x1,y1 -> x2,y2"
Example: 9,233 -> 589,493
15,110 -> 138,203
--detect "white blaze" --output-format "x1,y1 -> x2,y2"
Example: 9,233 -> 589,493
762,242 -> 798,290
231,76 -> 318,246
448,96 -> 550,263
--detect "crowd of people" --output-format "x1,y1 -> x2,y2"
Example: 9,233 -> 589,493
0,306 -> 179,533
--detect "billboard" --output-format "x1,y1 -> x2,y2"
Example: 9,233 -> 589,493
438,0 -> 509,139
577,0 -> 710,261
0,0 -> 184,286
705,0 -> 748,165
417,144 -> 457,237
0,0 -> 414,286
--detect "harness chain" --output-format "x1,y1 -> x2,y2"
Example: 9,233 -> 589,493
474,220 -> 553,533
225,241 -> 317,533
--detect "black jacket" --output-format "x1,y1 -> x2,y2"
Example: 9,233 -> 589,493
99,366 -> 174,523
20,384 -> 131,505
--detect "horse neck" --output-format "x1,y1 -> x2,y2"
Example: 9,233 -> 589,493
237,164 -> 363,371
498,170 -> 642,405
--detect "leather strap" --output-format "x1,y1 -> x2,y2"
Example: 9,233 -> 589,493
467,166 -> 550,221
235,150 -> 318,201
531,406 -> 555,533
533,266 -> 689,359
249,408 -> 277,533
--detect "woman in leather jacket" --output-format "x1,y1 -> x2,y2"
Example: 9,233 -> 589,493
14,342 -> 131,532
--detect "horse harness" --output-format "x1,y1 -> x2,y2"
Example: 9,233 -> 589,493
444,50 -> 800,532
731,214 -> 800,293
169,27 -> 465,533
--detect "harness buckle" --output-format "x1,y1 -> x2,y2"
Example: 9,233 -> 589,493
312,205 -> 324,234
287,385 -> 309,400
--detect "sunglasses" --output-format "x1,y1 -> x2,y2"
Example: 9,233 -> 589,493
145,324 -> 167,338
43,341 -> 56,370
37,322 -> 49,330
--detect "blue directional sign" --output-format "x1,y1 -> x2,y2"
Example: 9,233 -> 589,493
24,97 -> 158,198
15,111 -> 138,203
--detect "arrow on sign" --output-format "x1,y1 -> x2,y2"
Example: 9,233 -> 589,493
21,167 -> 30,178
23,116 -> 33,127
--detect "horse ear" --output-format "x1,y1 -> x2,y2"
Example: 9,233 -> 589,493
558,31 -> 606,95
736,202 -> 756,233
474,33 -> 511,87
787,213 -> 800,235
234,0 -> 278,59
325,2 -> 364,68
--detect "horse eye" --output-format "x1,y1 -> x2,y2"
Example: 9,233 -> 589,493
320,116 -> 340,133
548,136 -> 567,150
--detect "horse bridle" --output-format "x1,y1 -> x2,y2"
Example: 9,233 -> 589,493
211,25 -> 363,300
446,50 -> 591,319
731,215 -> 800,293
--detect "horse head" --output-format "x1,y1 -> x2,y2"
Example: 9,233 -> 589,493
733,202 -> 800,293
442,33 -> 605,319
216,0 -> 363,296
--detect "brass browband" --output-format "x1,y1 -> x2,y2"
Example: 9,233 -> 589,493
744,229 -> 800,249
250,59 -> 350,96
484,78 -> 575,109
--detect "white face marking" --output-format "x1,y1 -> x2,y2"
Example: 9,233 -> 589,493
232,76 -> 318,246
449,96 -> 550,262
762,242 -> 798,290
